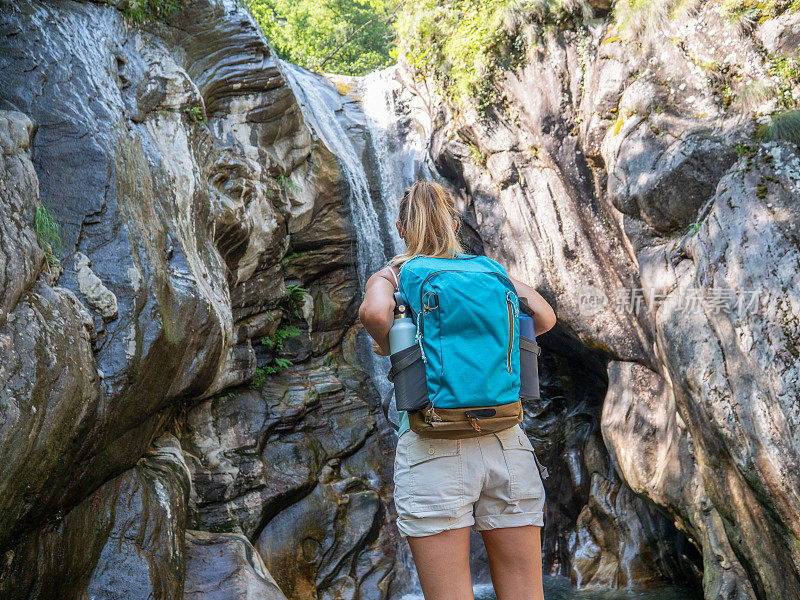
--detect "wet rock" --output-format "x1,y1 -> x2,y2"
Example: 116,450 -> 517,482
179,355 -> 405,600
184,530 -> 287,600
0,111 -> 43,327
0,0 -> 404,597
0,433 -> 190,600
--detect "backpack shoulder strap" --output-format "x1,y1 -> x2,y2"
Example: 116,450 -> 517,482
388,265 -> 399,291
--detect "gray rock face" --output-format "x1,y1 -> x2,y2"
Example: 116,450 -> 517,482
3,0 -> 799,599
0,1 -> 408,598
184,531 -> 287,600
405,3 -> 800,598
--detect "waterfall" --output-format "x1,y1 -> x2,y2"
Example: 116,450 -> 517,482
279,61 -> 387,290
280,60 -> 425,597
280,61 -> 432,424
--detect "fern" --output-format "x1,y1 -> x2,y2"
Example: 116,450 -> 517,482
261,324 -> 302,351
34,205 -> 62,269
250,358 -> 294,389
286,283 -> 309,318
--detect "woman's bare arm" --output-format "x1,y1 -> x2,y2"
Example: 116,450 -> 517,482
358,268 -> 396,356
509,275 -> 557,336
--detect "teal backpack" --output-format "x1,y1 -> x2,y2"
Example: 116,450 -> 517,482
397,253 -> 521,410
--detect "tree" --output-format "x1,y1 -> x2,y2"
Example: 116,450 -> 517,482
246,0 -> 398,76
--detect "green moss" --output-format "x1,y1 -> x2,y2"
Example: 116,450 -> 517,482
34,205 -> 62,269
719,0 -> 800,25
104,0 -> 183,22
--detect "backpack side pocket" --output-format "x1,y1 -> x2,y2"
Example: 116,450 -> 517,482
389,345 -> 430,412
519,335 -> 541,400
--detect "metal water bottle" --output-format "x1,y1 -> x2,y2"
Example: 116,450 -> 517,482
389,292 -> 416,354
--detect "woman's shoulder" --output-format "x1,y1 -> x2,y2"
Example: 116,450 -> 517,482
370,265 -> 400,290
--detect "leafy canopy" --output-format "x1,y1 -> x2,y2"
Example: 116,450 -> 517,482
246,0 -> 398,76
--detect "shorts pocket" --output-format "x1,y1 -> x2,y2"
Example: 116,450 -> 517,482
497,426 -> 544,502
406,435 -> 463,515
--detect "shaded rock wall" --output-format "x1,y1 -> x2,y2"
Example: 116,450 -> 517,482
0,1 -> 408,598
402,3 -> 800,598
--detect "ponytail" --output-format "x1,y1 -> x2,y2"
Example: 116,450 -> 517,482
388,181 -> 464,267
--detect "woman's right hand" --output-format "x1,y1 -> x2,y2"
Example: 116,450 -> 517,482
508,275 -> 557,335
373,339 -> 390,356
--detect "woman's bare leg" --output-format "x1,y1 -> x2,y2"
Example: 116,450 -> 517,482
406,526 -> 474,600
479,525 -> 544,600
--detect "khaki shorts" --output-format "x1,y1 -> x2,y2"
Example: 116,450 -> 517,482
393,423 -> 546,538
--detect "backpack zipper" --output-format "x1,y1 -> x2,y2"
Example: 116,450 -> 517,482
505,291 -> 518,374
413,266 -> 517,369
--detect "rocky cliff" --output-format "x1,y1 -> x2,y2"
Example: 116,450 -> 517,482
397,2 -> 800,598
0,1 -> 409,598
1,1 -> 799,600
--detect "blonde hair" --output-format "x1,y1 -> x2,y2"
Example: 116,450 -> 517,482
388,181 -> 464,267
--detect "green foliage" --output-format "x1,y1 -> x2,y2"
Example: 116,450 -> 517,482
34,206 -> 62,269
282,250 -> 310,264
276,173 -> 300,193
286,283 -> 309,318
184,106 -> 204,122
250,324 -> 301,388
251,358 -> 294,387
612,0 -> 700,37
396,0 -> 585,110
756,109 -> 800,147
245,0 -> 396,76
261,324 -> 302,350
767,52 -> 800,110
105,0 -> 182,22
719,0 -> 800,25
467,140 -> 487,166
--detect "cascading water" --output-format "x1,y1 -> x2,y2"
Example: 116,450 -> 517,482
279,61 -> 387,290
281,60 -> 432,423
280,60 -> 426,598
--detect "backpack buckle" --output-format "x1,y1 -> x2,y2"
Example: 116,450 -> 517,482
424,403 -> 442,424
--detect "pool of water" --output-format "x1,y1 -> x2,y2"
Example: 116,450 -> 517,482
477,578 -> 696,600
402,578 -> 697,600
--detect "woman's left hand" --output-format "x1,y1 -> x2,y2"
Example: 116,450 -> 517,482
373,340 -> 390,356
